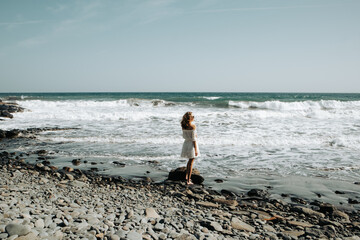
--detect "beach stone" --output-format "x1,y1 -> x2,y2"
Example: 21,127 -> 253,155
319,218 -> 343,228
333,210 -> 350,221
196,201 -> 219,208
146,208 -> 160,218
282,230 -> 305,238
115,230 -> 126,238
107,234 -> 120,240
0,233 -> 9,239
288,220 -> 313,228
305,227 -> 326,238
292,206 -> 325,218
263,224 -> 276,232
34,219 -> 44,229
127,230 -> 142,240
38,231 -> 48,238
249,234 -> 261,240
72,159 -> 81,166
12,232 -> 38,240
53,231 -> 63,240
5,224 -> 31,236
70,180 -> 86,187
344,237 -> 360,240
65,174 -> 74,181
154,223 -> 164,231
168,167 -> 204,184
213,198 -> 238,206
209,222 -> 223,232
231,218 -> 255,232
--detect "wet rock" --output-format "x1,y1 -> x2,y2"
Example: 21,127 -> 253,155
35,150 -> 47,155
42,160 -> 51,166
247,189 -> 269,198
319,203 -> 336,214
214,179 -> 223,183
290,197 -> 307,204
220,189 -> 237,198
0,111 -> 13,118
113,161 -> 126,167
63,167 -> 74,172
292,206 -> 325,218
0,102 -> 24,118
348,198 -> 360,204
72,159 -> 81,166
335,190 -> 346,194
168,167 -> 204,184
0,129 -> 20,139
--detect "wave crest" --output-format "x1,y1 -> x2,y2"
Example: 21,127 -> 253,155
228,100 -> 360,111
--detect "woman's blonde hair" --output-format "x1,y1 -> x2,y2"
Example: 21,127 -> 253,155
181,112 -> 195,130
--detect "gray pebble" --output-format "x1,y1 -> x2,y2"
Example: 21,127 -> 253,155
5,223 -> 31,236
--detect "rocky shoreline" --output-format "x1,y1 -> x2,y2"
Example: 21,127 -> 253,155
1,146 -> 360,240
0,100 -> 24,119
1,106 -> 360,239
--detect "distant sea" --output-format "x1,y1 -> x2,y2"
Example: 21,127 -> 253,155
1,92 -> 360,183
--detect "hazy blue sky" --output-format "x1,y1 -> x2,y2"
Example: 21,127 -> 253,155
0,0 -> 359,92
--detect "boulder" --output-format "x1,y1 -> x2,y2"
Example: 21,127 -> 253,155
168,167 -> 204,184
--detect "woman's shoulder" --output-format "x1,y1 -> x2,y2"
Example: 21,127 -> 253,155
182,125 -> 196,131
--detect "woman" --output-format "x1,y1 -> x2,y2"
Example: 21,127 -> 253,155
181,112 -> 200,185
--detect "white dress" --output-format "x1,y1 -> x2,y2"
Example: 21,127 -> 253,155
181,129 -> 200,159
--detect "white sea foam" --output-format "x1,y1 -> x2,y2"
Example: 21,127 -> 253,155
228,100 -> 360,111
2,98 -> 360,182
202,96 -> 221,100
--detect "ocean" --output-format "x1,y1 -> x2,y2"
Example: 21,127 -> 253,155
1,92 -> 360,184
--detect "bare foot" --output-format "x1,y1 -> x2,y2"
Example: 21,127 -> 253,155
187,180 -> 194,185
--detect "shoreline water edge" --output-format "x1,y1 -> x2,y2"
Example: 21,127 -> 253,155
1,97 -> 360,239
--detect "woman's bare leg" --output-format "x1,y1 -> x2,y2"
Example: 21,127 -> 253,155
185,158 -> 195,184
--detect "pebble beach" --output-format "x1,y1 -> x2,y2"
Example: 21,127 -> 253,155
0,138 -> 360,240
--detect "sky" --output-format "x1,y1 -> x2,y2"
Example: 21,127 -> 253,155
0,0 -> 359,93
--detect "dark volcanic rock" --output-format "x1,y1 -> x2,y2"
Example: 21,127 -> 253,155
0,111 -> 13,118
247,189 -> 270,198
335,190 -> 345,194
168,167 -> 204,184
348,198 -> 360,204
113,161 -> 126,167
72,159 -> 81,166
0,129 -> 20,139
0,102 -> 24,119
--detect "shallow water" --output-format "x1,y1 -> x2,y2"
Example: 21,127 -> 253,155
1,92 -> 360,184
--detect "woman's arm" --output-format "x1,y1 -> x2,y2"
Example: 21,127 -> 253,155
193,141 -> 198,156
